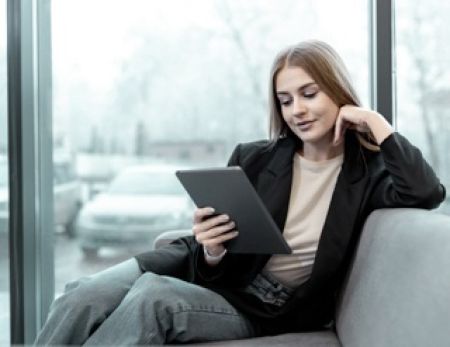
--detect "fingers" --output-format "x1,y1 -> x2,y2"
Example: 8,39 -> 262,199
195,220 -> 235,240
192,209 -> 239,249
192,207 -> 234,234
193,207 -> 216,224
334,105 -> 373,145
193,218 -> 236,240
334,106 -> 356,146
333,112 -> 342,145
201,228 -> 239,250
194,211 -> 229,231
334,110 -> 348,146
355,120 -> 371,133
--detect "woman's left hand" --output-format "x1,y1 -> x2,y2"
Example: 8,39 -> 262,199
333,105 -> 394,146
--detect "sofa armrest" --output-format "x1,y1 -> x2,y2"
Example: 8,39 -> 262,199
153,229 -> 193,250
336,208 -> 450,347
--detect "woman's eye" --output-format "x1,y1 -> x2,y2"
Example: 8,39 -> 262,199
279,99 -> 292,106
303,91 -> 317,99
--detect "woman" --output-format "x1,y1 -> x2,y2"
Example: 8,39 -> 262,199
35,40 -> 446,345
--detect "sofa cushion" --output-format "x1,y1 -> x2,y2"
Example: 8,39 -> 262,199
175,331 -> 340,346
336,208 -> 450,347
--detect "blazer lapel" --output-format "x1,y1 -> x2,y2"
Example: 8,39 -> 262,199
307,131 -> 368,287
255,136 -> 297,234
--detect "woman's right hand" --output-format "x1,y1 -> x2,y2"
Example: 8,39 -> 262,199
192,207 -> 239,257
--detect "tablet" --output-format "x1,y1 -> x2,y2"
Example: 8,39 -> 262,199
175,166 -> 292,254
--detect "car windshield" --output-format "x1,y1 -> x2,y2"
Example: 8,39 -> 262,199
107,171 -> 184,195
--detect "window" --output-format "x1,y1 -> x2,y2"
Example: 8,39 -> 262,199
395,0 -> 450,214
50,0 -> 371,294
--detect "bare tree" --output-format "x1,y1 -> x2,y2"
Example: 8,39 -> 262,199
214,0 -> 266,111
212,0 -> 317,141
399,1 -> 450,172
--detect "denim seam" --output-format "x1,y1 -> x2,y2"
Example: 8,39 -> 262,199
170,306 -> 241,316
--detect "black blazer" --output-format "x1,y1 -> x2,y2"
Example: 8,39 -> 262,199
135,131 -> 446,335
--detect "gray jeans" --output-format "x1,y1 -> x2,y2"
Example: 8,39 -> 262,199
242,271 -> 294,307
35,259 -> 292,345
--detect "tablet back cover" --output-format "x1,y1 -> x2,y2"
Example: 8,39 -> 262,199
176,167 -> 291,254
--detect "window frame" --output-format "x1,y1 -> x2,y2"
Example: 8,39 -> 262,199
7,0 -> 54,344
369,0 -> 394,124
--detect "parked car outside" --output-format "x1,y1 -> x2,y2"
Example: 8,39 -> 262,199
76,164 -> 194,257
0,155 -> 82,235
53,157 -> 83,236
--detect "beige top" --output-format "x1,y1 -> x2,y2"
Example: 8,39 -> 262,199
263,152 -> 344,288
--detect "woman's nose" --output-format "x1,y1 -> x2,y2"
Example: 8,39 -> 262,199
292,98 -> 307,116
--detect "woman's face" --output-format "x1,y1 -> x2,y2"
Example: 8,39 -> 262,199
275,66 -> 340,147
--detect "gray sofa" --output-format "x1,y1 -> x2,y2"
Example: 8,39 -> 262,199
153,208 -> 450,347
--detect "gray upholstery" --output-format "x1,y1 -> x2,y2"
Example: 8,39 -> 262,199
154,208 -> 450,346
174,332 -> 341,346
153,229 -> 194,249
336,208 -> 450,347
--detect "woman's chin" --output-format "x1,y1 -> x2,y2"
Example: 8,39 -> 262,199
295,131 -> 335,147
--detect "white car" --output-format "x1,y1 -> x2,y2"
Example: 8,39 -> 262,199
52,158 -> 83,236
0,155 -> 82,235
76,164 -> 194,257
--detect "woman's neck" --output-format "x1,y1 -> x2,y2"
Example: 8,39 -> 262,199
298,141 -> 344,162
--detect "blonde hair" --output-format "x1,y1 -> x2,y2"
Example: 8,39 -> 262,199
268,40 -> 379,151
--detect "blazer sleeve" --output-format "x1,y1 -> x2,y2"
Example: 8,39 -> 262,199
368,132 -> 446,210
193,144 -> 244,284
134,236 -> 196,281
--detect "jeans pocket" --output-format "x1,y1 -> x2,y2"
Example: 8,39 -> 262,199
242,272 -> 293,307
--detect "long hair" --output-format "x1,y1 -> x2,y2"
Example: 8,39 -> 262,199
268,40 -> 379,151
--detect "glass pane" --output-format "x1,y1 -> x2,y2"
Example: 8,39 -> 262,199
0,0 -> 9,343
395,0 -> 450,214
52,0 -> 369,294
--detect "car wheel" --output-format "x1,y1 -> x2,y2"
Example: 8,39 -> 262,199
81,246 -> 98,258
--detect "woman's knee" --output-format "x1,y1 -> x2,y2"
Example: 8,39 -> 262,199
131,272 -> 168,295
130,273 -> 189,305
56,259 -> 142,312
129,273 -> 224,318
53,277 -> 106,313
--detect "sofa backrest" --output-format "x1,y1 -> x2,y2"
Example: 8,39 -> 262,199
153,229 -> 193,249
336,208 -> 450,347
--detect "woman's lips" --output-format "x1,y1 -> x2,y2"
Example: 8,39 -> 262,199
297,120 -> 316,131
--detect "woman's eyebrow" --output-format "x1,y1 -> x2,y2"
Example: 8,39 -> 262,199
276,82 -> 317,95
